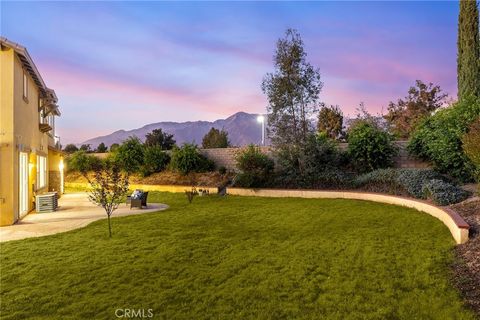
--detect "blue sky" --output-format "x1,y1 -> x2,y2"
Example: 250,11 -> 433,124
1,1 -> 459,144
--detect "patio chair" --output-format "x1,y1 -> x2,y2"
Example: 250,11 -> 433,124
126,189 -> 143,206
131,191 -> 148,209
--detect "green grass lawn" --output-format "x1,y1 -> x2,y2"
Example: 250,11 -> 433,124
0,192 -> 475,319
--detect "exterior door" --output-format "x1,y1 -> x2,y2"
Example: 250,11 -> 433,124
19,152 -> 29,218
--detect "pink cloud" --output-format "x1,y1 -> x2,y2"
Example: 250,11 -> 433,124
40,59 -> 268,117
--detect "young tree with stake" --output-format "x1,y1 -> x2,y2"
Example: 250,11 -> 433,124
87,161 -> 129,237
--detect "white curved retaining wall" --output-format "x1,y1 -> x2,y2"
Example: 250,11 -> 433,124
226,188 -> 470,245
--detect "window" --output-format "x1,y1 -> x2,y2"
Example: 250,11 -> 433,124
39,108 -> 45,124
36,155 -> 47,189
47,114 -> 55,135
39,99 -> 45,124
47,114 -> 54,127
23,71 -> 28,101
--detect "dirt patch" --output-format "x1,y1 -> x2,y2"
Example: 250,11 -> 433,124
451,198 -> 480,316
66,171 -> 234,188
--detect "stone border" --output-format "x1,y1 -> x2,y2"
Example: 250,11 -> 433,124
226,188 -> 469,244
65,182 -> 219,194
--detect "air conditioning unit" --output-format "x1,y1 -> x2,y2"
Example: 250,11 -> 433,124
36,192 -> 58,213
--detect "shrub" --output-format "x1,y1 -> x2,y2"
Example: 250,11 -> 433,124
355,168 -> 467,205
422,179 -> 470,206
462,117 -> 480,193
170,143 -> 214,175
347,121 -> 397,172
396,169 -> 450,198
218,166 -> 227,175
66,151 -> 103,174
141,146 -> 170,177
235,145 -> 274,187
113,137 -> 145,173
110,143 -> 120,152
305,170 -> 355,190
353,168 -> 404,195
275,134 -> 353,189
408,97 -> 480,181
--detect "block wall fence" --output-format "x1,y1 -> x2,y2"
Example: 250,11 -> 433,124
199,141 -> 429,172
90,141 -> 429,172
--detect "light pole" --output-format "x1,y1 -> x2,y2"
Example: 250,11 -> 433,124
257,115 -> 265,146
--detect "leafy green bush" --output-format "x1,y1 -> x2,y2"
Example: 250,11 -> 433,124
66,151 -> 103,174
113,137 -> 145,173
408,97 -> 480,181
170,143 -> 214,175
347,121 -> 397,172
355,168 -> 467,205
422,179 -> 470,206
141,146 -> 170,177
234,145 -> 274,188
274,133 -> 352,189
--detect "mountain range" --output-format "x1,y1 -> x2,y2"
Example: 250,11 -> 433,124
81,112 -> 267,148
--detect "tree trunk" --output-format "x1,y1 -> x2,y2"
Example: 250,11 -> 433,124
107,214 -> 112,238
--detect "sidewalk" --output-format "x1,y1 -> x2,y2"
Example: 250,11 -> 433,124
0,193 -> 168,242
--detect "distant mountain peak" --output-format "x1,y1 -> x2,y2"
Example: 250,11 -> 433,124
80,111 -> 266,148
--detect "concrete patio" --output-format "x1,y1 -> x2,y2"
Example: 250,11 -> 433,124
0,193 -> 168,242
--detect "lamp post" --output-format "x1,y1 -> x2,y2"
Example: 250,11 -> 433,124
257,115 -> 265,146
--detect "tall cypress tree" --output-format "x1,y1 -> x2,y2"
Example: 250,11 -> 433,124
457,0 -> 480,100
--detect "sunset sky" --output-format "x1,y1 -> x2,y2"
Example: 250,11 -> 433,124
2,1 -> 459,144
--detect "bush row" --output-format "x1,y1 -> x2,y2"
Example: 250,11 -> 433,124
66,137 -> 215,176
354,168 -> 469,205
233,141 -> 470,205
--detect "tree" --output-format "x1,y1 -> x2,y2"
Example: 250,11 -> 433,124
262,28 -> 323,148
317,104 -> 343,140
79,144 -> 92,153
114,137 -> 145,173
87,161 -> 129,237
458,0 -> 480,100
110,143 -> 120,152
96,142 -> 108,153
63,144 -> 78,154
144,129 -> 176,150
201,127 -> 230,148
385,80 -> 448,138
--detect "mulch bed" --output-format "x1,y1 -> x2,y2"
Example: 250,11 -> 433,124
451,198 -> 480,317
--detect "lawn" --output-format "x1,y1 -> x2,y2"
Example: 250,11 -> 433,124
0,192 -> 475,319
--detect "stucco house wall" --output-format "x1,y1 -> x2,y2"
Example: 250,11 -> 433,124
0,39 -> 63,226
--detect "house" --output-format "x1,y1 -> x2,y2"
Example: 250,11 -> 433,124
0,37 -> 64,226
